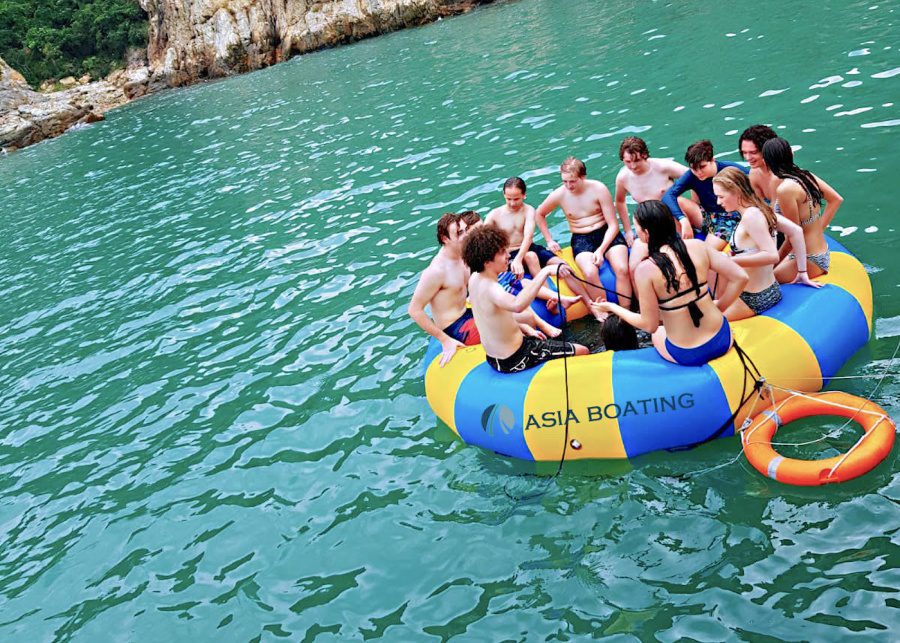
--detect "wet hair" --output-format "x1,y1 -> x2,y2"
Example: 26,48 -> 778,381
459,210 -> 481,227
463,224 -> 509,273
619,136 -> 650,161
601,315 -> 638,351
560,156 -> 587,177
762,137 -> 823,203
738,124 -> 777,155
503,177 -> 527,194
436,212 -> 460,246
635,200 -> 704,327
684,140 -> 715,169
713,167 -> 777,234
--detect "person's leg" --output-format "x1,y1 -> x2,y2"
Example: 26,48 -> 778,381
678,197 -> 703,231
605,244 -> 632,310
723,296 -> 755,321
523,250 -> 541,278
546,256 -> 593,308
651,326 -> 677,364
574,252 -> 606,320
774,255 -> 798,283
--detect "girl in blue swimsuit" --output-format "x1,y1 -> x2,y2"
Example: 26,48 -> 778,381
593,201 -> 748,367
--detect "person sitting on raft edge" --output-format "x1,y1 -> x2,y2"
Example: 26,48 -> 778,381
662,139 -> 748,249
463,224 -> 589,373
408,212 -> 478,366
592,200 -> 749,367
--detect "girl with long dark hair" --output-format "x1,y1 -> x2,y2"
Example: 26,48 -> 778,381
593,201 -> 748,366
763,137 -> 844,279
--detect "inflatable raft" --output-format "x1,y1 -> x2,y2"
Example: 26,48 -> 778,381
422,236 -> 873,461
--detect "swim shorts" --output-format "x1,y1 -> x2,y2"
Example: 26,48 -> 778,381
570,226 -> 627,258
509,242 -> 557,268
485,335 -> 577,373
443,309 -> 481,345
497,271 -> 523,295
701,208 -> 742,241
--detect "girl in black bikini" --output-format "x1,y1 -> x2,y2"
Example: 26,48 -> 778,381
593,201 -> 748,367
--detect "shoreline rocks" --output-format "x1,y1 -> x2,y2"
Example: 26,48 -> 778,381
1,0 -> 496,153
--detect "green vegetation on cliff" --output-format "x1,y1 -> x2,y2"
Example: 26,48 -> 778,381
0,0 -> 147,87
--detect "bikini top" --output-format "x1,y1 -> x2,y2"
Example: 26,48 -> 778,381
729,222 -> 777,256
773,178 -> 822,227
658,280 -> 709,328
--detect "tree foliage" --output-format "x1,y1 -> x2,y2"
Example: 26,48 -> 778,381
0,0 -> 147,87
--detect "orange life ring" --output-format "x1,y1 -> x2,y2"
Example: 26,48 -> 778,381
742,391 -> 895,486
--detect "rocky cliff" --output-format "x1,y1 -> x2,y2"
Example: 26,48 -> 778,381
139,0 -> 493,87
2,0 -> 494,152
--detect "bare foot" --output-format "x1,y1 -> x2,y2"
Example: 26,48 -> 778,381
546,325 -> 562,338
545,298 -> 558,313
561,295 -> 580,309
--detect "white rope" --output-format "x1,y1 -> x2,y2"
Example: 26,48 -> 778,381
826,416 -> 888,478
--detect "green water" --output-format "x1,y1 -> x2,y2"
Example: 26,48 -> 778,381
1,0 -> 898,640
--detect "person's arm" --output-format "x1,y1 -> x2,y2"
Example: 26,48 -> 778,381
775,214 -> 821,288
510,206 -> 537,277
813,173 -> 844,227
707,246 -> 749,312
593,186 -> 620,265
407,268 -> 463,365
534,190 -> 563,253
729,211 -> 779,268
592,261 -> 661,332
662,170 -> 692,220
614,173 -> 634,246
490,265 -> 555,313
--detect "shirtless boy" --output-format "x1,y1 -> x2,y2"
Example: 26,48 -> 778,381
535,157 -> 632,315
662,140 -> 748,251
614,136 -> 702,274
408,212 -> 476,366
484,178 -> 590,309
463,225 -> 588,373
738,125 -> 779,202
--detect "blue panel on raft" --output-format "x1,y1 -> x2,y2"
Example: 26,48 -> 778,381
611,348 -> 735,457
453,362 -> 539,460
598,262 -> 619,305
826,235 -> 852,255
761,283 -> 869,383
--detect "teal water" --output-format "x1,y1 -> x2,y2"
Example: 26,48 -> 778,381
1,0 -> 899,639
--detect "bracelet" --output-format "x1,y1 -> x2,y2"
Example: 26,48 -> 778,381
798,270 -> 807,273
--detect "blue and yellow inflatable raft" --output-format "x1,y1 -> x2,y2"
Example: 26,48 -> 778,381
422,236 -> 872,461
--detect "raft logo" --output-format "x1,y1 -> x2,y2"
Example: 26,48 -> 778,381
481,404 -> 515,437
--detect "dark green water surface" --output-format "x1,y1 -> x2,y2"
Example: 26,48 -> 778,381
1,0 -> 899,640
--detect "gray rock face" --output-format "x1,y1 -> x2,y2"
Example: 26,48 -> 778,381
138,0 -> 493,87
0,56 -> 129,151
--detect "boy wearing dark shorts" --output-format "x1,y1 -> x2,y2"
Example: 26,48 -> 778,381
463,224 -> 588,373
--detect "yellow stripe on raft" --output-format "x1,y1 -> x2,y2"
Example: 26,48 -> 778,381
817,251 -> 873,333
424,344 -> 485,436
523,351 -> 627,460
708,315 -> 823,430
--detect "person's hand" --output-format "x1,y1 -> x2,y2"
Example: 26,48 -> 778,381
548,240 -> 561,254
791,271 -> 822,288
680,219 -> 694,240
624,230 -> 634,247
591,299 -> 614,314
592,249 -> 605,266
549,263 -> 572,279
439,337 -> 465,366
509,258 -> 525,279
